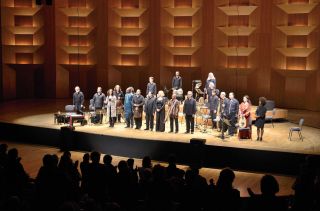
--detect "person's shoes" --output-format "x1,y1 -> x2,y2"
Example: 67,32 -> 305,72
135,127 -> 139,129
260,137 -> 263,141
150,128 -> 153,131
125,126 -> 129,128
256,137 -> 260,141
130,125 -> 133,128
175,131 -> 178,133
184,131 -> 189,134
169,131 -> 173,133
191,131 -> 194,134
144,128 -> 149,130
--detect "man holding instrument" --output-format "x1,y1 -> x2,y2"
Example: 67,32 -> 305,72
167,93 -> 180,133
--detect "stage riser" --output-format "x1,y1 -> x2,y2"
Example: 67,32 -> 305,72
0,122 -> 314,176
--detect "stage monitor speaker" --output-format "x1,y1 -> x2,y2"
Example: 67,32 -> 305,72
189,138 -> 206,169
265,100 -> 275,111
60,126 -> 75,151
190,138 -> 206,145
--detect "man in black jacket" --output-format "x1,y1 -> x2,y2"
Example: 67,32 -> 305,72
172,71 -> 182,90
132,89 -> 145,129
73,86 -> 84,114
183,91 -> 197,134
146,77 -> 157,96
92,87 -> 105,124
144,92 -> 156,131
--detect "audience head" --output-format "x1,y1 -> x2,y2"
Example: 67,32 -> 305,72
118,160 -> 129,173
217,167 -> 235,189
142,156 -> 152,168
147,92 -> 153,98
127,158 -> 134,169
136,89 -> 141,95
97,87 -> 102,94
172,93 -> 177,100
0,143 -> 8,154
149,77 -> 154,83
83,153 -> 90,163
175,71 -> 180,76
103,154 -> 112,165
90,151 -> 101,164
158,90 -> 165,97
7,148 -> 19,160
260,174 -> 279,196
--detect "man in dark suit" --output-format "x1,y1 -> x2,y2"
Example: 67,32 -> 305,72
146,77 -> 157,96
73,86 -> 84,114
92,87 -> 105,124
227,92 -> 239,136
209,89 -> 219,129
183,91 -> 197,134
172,71 -> 182,90
144,92 -> 156,131
218,92 -> 230,132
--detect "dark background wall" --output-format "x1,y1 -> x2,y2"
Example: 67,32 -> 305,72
1,0 -> 320,111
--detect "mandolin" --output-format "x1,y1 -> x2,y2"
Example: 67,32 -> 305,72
238,115 -> 247,128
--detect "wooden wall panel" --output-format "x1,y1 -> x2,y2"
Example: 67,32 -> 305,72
0,0 -> 320,111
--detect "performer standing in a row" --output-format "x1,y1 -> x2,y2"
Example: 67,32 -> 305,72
155,91 -> 167,132
146,77 -> 157,96
73,86 -> 84,114
105,89 -> 117,127
208,89 -> 219,129
183,91 -> 197,134
114,85 -> 124,123
227,92 -> 239,136
218,92 -> 230,132
168,93 -> 180,133
92,87 -> 105,123
132,89 -> 144,129
124,87 -> 134,128
172,71 -> 182,90
254,97 -> 267,141
205,72 -> 216,96
144,92 -> 156,131
239,95 -> 252,127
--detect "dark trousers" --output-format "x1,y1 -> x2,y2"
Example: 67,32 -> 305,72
117,114 -> 121,122
170,117 -> 179,132
109,117 -> 114,127
145,114 -> 154,130
185,115 -> 195,132
228,113 -> 237,135
134,118 -> 142,129
75,104 -> 83,114
156,110 -> 165,132
210,110 -> 217,128
125,113 -> 133,127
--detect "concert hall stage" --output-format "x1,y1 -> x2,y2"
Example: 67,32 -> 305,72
0,100 -> 319,176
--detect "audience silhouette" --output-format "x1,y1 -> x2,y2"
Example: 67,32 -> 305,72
0,144 -> 319,211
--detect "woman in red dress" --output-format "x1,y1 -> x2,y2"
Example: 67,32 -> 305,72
238,95 -> 252,127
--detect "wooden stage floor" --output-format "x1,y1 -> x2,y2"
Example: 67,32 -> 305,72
0,99 -> 319,155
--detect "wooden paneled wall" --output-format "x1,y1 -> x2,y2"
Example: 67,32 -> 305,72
1,0 -> 320,111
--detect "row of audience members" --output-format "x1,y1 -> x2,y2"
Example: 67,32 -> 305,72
0,143 -> 319,211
